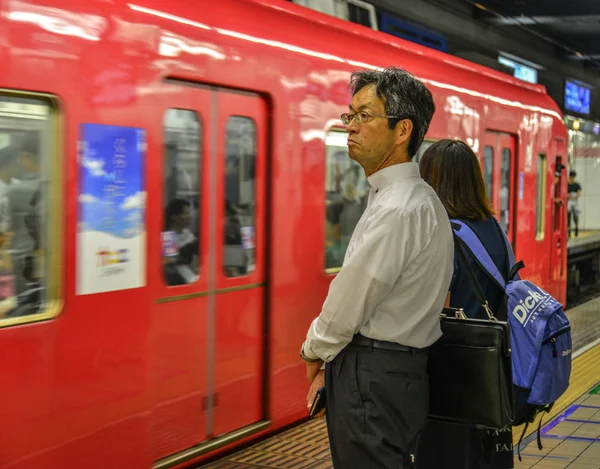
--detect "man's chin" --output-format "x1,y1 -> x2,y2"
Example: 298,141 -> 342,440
347,150 -> 359,162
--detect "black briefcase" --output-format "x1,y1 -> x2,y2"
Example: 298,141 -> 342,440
427,306 -> 514,429
427,232 -> 514,429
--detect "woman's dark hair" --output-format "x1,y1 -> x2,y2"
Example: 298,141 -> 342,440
165,198 -> 190,227
420,139 -> 493,221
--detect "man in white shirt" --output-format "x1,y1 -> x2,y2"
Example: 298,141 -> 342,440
300,67 -> 454,468
163,198 -> 198,284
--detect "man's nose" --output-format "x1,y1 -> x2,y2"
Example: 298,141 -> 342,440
346,118 -> 359,133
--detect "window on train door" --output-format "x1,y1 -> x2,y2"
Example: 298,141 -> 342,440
162,109 -> 202,286
324,130 -> 368,271
0,93 -> 60,325
223,116 -> 257,278
483,146 -> 494,205
536,154 -> 546,240
499,148 -> 512,234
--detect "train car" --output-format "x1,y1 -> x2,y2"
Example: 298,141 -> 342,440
0,0 -> 568,468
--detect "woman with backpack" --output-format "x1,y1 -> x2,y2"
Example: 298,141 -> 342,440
416,139 -> 515,469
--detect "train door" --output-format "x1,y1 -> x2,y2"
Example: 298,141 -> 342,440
151,86 -> 212,459
550,139 -> 567,303
212,91 -> 267,437
151,84 -> 267,461
482,132 -> 518,246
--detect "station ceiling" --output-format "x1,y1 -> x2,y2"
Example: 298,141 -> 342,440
471,0 -> 600,70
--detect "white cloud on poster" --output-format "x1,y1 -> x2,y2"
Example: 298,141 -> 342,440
82,155 -> 106,177
79,193 -> 99,204
120,191 -> 146,210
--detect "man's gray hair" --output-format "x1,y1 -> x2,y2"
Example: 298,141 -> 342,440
349,67 -> 435,158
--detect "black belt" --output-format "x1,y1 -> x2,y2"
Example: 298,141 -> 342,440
351,334 -> 427,354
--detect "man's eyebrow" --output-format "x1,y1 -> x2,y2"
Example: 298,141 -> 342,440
348,103 -> 371,111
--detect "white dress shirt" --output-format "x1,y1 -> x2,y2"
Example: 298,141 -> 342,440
303,162 -> 454,362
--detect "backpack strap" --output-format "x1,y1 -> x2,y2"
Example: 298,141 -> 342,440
490,218 -> 524,281
452,232 -> 497,321
450,219 -> 507,290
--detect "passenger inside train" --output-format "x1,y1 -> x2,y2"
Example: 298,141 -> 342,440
163,198 -> 199,286
0,131 -> 45,318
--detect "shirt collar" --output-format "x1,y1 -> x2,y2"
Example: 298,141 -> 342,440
367,162 -> 420,193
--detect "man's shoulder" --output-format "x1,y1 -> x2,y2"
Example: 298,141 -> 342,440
383,178 -> 440,214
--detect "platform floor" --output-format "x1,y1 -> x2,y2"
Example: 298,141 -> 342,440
567,230 -> 600,250
515,382 -> 600,468
513,342 -> 600,468
567,296 -> 600,355
571,231 -> 600,240
199,300 -> 600,469
515,383 -> 600,469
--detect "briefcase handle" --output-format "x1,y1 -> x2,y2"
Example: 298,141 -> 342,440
441,307 -> 467,320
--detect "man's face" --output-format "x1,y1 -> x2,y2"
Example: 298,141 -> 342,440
174,206 -> 191,231
569,176 -> 575,184
345,85 -> 398,173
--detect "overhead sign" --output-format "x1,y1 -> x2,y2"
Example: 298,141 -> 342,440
565,80 -> 591,115
498,56 -> 538,84
77,123 -> 146,295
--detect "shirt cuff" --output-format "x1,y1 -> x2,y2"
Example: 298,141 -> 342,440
301,341 -> 320,361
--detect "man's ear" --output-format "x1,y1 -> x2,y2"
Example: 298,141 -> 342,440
394,118 -> 413,147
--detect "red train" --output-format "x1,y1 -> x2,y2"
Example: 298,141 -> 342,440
0,0 -> 568,468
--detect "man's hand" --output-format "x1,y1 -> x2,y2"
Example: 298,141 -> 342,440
305,360 -> 323,382
306,370 -> 325,419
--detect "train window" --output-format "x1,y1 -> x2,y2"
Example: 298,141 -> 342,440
499,148 -> 511,234
536,154 -> 546,239
483,146 -> 494,205
325,130 -> 368,271
223,116 -> 257,278
162,109 -> 201,286
0,94 -> 59,325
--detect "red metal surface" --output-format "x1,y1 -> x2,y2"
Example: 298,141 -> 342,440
0,0 -> 568,468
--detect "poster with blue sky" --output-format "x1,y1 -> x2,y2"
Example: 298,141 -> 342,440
77,123 -> 146,295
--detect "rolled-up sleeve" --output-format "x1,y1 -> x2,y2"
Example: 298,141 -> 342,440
302,205 -> 415,362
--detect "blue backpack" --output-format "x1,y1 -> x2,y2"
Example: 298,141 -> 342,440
451,219 -> 572,456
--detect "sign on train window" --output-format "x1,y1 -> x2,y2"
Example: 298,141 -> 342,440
223,117 -> 256,278
324,130 -> 368,272
0,94 -> 57,322
77,124 -> 146,295
162,109 -> 202,286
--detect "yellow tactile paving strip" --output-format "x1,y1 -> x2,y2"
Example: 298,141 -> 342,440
200,344 -> 600,469
574,231 -> 600,239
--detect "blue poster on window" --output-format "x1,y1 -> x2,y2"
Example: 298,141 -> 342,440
77,124 -> 146,295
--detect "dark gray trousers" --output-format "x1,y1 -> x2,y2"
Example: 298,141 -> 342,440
325,342 -> 429,468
